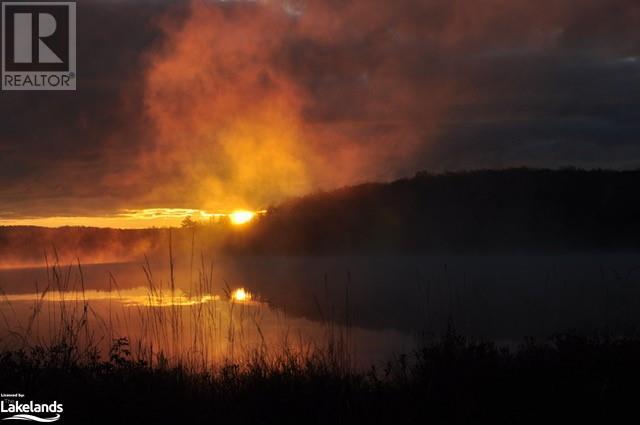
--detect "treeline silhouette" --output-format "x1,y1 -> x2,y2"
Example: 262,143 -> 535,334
2,168 -> 640,264
227,168 -> 640,253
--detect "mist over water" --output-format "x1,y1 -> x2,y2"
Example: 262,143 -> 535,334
2,251 -> 640,365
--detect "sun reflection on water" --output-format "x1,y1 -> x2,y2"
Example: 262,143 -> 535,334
230,288 -> 252,302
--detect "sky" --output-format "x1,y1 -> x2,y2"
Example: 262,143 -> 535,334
1,0 -> 640,227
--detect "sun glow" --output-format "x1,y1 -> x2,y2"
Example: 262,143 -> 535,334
230,288 -> 251,302
229,210 -> 255,225
0,208 -> 267,229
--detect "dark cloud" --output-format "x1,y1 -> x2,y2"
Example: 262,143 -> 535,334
0,0 -> 188,217
1,0 -> 640,217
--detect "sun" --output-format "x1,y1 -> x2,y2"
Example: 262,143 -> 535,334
230,288 -> 251,302
229,210 -> 255,225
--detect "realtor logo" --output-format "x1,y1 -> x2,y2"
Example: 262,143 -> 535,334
2,2 -> 76,90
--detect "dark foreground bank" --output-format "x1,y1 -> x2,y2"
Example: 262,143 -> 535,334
1,330 -> 639,425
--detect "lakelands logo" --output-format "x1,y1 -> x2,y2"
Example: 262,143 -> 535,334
0,394 -> 62,422
2,1 -> 76,90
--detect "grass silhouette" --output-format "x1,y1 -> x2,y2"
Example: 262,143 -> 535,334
1,256 -> 639,424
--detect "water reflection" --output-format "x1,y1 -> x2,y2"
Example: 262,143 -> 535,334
0,287 -> 414,369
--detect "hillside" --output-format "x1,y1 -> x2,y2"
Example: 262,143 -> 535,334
2,168 -> 640,265
227,168 -> 640,253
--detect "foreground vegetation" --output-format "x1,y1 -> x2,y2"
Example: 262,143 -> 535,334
1,241 -> 638,424
1,329 -> 639,424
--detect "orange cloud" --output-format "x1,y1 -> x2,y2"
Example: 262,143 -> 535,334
142,1 -> 313,211
139,0 -> 454,211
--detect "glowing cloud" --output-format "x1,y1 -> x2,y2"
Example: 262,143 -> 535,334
142,0 -> 312,212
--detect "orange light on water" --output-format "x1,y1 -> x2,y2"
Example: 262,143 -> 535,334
230,288 -> 251,302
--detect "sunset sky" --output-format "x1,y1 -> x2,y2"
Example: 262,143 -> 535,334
1,0 -> 640,227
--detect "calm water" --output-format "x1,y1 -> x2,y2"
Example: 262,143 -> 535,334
1,252 -> 640,366
0,288 -> 413,369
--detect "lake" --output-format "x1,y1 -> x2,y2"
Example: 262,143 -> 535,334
1,251 -> 640,367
